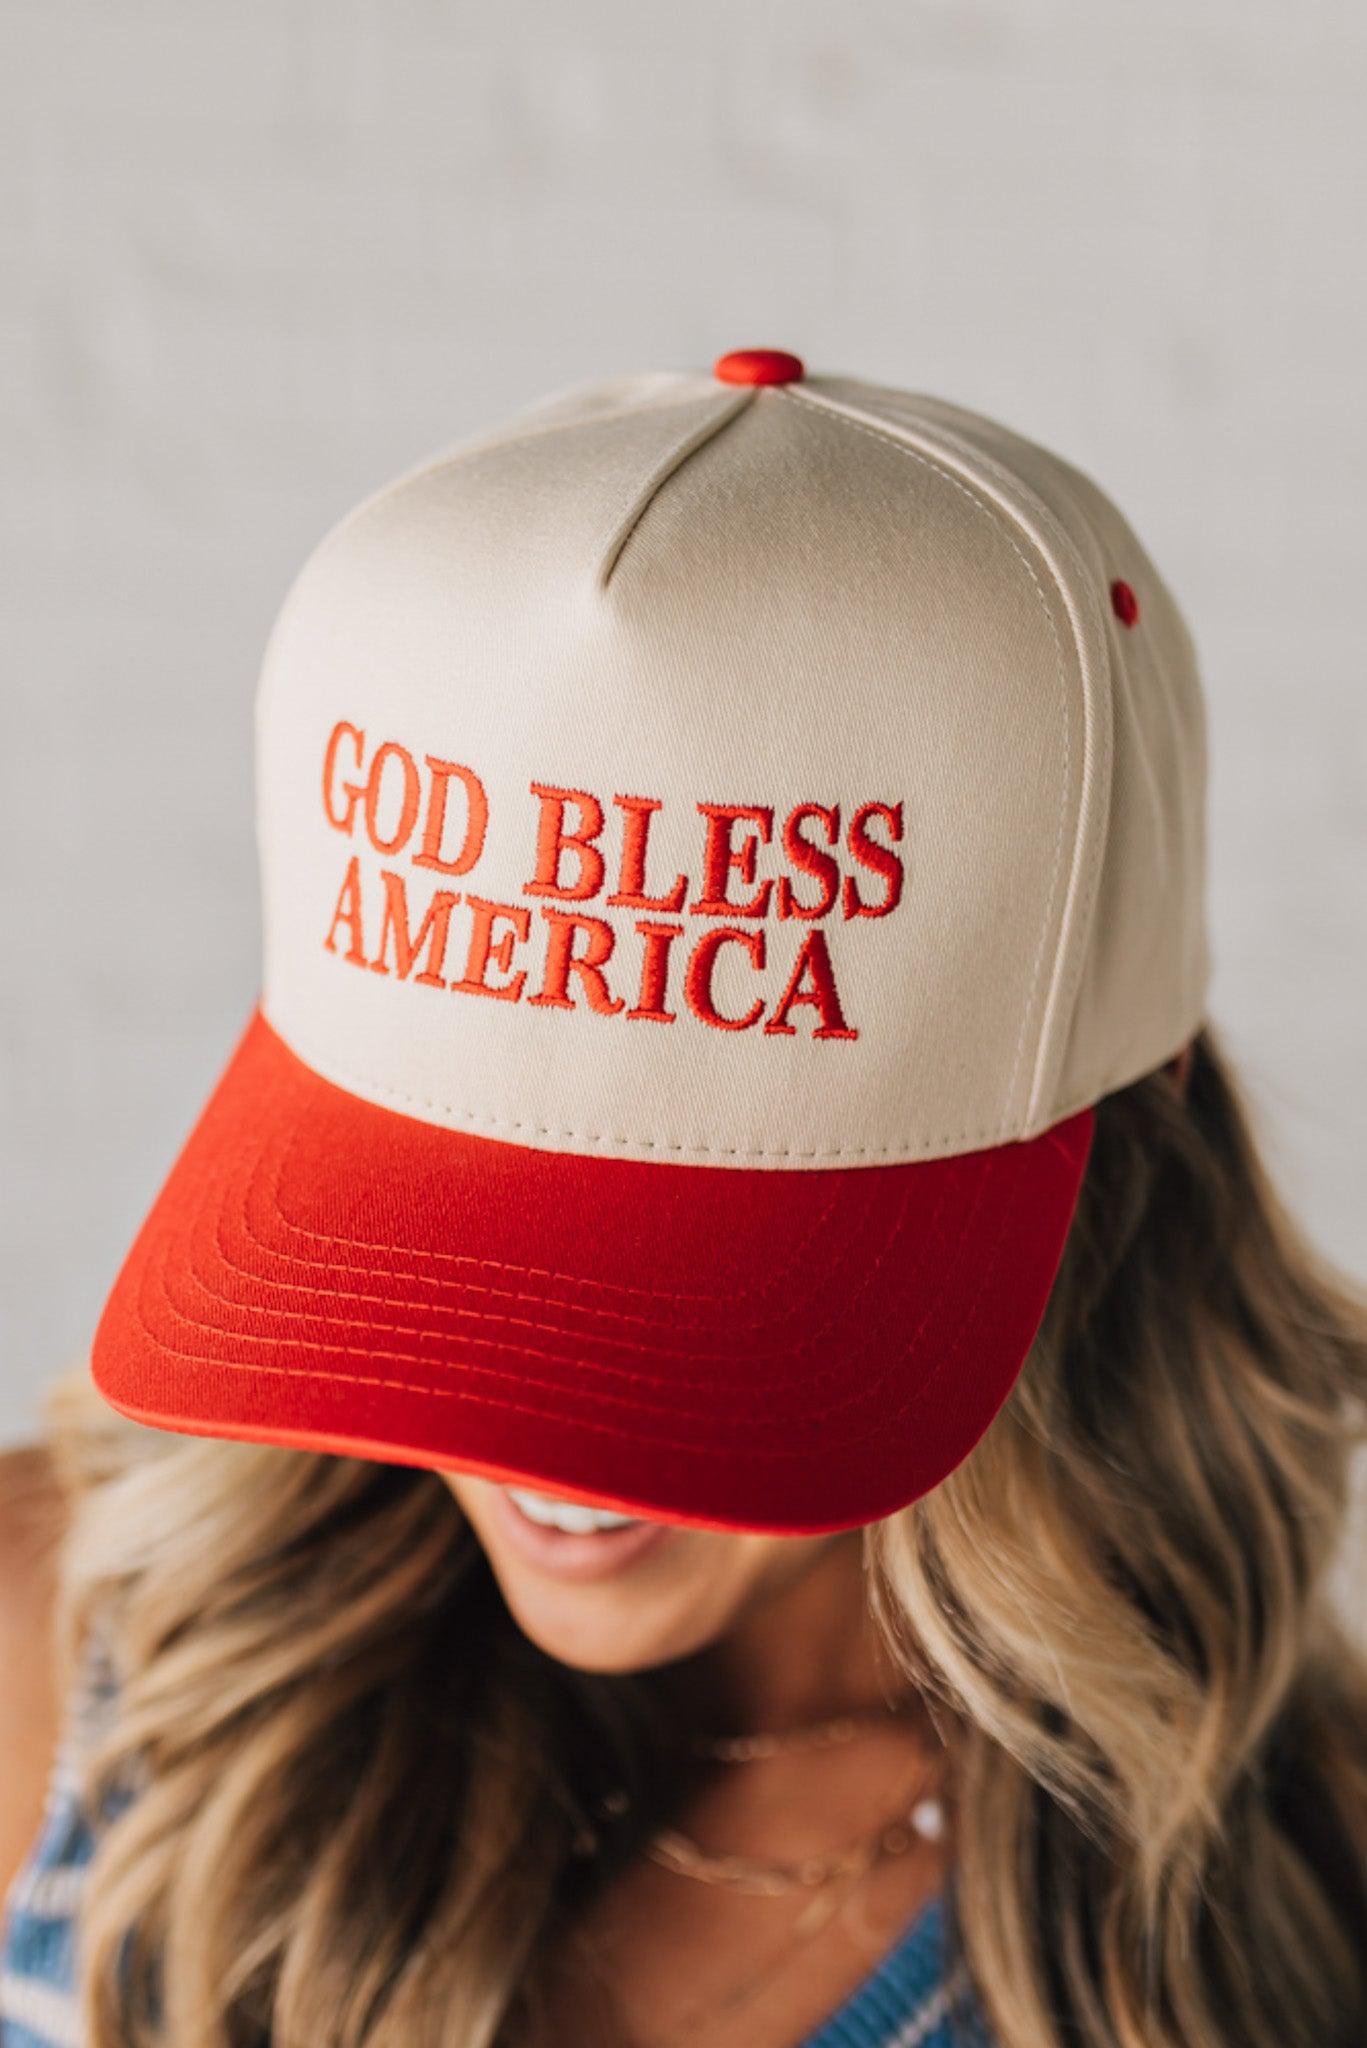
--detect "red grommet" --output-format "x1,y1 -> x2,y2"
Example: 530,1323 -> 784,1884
1111,579 -> 1140,629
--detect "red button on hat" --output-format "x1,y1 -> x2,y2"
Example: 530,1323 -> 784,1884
713,348 -> 805,387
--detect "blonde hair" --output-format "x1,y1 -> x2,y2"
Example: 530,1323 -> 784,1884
44,1026 -> 1367,2047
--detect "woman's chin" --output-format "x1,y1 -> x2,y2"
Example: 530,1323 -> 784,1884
492,1564 -> 720,1675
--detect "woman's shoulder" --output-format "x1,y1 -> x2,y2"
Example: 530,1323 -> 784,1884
0,1443 -> 71,1901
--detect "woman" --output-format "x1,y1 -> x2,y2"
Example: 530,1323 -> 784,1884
2,352 -> 1364,2048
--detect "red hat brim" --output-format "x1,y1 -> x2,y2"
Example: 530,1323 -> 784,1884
91,1008 -> 1092,1535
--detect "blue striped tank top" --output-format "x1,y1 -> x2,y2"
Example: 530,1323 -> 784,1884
1,1635 -> 991,2048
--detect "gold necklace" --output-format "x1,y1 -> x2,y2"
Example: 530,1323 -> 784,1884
647,1772 -> 946,1897
629,1758 -> 949,2045
577,1849 -> 879,2048
685,1696 -> 923,1764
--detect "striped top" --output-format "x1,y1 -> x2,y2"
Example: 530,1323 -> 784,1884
1,1640 -> 992,2048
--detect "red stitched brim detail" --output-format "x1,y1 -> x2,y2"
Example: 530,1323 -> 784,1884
90,1008 -> 1093,1535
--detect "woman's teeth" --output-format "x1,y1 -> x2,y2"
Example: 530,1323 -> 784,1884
507,1487 -> 641,1534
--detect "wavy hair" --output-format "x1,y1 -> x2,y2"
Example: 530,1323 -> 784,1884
43,1025 -> 1367,2047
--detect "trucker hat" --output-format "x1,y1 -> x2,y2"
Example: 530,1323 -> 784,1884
90,349 -> 1208,1535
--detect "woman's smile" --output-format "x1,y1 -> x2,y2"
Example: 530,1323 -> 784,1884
492,1483 -> 681,1580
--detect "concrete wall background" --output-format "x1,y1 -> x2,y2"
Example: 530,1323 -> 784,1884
3,4 -> 1364,1606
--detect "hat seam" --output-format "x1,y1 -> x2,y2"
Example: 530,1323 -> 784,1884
594,386 -> 755,588
261,1009 -> 1069,1160
783,383 -> 1079,1133
254,377 -> 732,851
908,415 -> 1120,1121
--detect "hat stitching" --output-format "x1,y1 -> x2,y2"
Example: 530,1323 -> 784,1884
192,1113 -> 947,1381
784,385 -> 1074,1133
272,1015 -> 1038,1160
140,1102 -> 970,1416
249,1103 -> 867,1332
131,1238 -> 960,1475
134,1148 -> 961,1439
246,1031 -> 856,1309
128,1125 -> 1024,1462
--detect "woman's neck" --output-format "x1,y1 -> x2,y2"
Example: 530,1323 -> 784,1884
663,1531 -> 913,1734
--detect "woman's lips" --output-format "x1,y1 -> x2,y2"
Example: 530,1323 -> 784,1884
490,1484 -> 679,1581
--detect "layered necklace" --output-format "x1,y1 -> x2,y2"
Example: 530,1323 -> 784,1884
574,1696 -> 950,2043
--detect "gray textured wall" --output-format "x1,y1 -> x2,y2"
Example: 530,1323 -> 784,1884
4,0 -> 1365,1583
